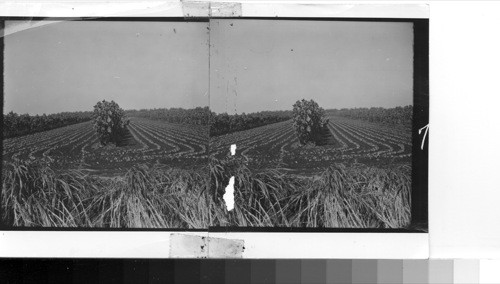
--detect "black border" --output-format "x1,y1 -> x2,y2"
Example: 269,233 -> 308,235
1,17 -> 428,233
411,19 -> 429,231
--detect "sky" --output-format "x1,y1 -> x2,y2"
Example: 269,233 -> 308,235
4,20 -> 209,115
210,20 -> 414,114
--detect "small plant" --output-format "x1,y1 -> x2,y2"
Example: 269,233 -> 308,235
292,99 -> 328,145
92,100 -> 129,145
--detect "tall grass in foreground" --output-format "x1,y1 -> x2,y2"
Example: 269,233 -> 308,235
1,158 -> 411,228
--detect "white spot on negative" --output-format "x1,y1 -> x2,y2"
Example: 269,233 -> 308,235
230,144 -> 236,156
223,176 -> 235,211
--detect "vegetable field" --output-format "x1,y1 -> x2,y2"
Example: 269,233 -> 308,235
3,117 -> 208,174
2,113 -> 413,228
210,116 -> 412,173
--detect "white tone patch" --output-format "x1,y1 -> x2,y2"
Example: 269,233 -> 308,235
223,176 -> 235,211
230,144 -> 236,155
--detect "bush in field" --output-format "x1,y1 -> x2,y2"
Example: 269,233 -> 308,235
92,100 -> 129,145
292,99 -> 328,145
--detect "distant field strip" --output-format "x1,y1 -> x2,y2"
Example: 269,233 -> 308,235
210,116 -> 412,169
210,120 -> 296,158
4,116 -> 410,172
3,117 -> 208,171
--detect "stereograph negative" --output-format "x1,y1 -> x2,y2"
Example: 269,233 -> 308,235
0,16 -> 428,231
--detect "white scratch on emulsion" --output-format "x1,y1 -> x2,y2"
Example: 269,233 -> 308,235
223,176 -> 235,211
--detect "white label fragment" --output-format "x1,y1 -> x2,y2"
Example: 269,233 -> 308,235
169,234 -> 244,258
223,176 -> 235,211
210,2 -> 243,17
181,2 -> 210,18
169,234 -> 206,258
230,144 -> 236,155
207,236 -> 245,258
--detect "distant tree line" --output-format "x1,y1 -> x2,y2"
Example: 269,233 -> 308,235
326,106 -> 413,128
210,110 -> 293,136
125,107 -> 293,136
3,105 -> 413,139
126,107 -> 210,126
3,111 -> 93,138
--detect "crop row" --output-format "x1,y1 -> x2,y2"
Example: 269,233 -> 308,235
3,116 -> 411,172
209,117 -> 412,170
210,120 -> 294,159
3,118 -> 209,171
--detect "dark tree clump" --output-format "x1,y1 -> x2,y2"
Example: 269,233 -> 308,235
292,99 -> 328,145
92,100 -> 129,145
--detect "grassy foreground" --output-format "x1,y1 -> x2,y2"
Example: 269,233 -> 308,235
1,157 -> 411,228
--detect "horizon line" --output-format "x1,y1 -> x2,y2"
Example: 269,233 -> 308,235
3,104 -> 413,117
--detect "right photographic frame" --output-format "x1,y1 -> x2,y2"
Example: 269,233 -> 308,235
208,18 -> 428,231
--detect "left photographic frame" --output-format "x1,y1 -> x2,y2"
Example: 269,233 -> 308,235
1,18 -> 211,229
